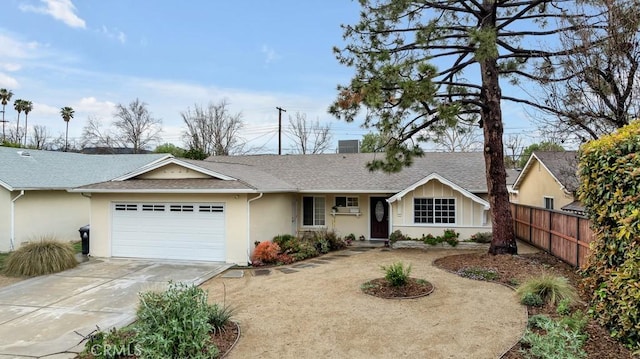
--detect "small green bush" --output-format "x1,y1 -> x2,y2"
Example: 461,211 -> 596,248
469,232 -> 492,243
136,282 -> 218,358
272,234 -> 299,253
521,292 -> 544,307
422,234 -> 439,245
381,262 -> 412,287
291,241 -> 318,261
324,231 -> 347,250
208,303 -> 235,334
81,327 -> 139,358
557,298 -> 572,316
516,274 -> 579,306
521,313 -> 588,359
389,230 -> 410,243
4,238 -> 78,277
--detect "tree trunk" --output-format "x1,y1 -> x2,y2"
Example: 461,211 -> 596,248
480,1 -> 517,255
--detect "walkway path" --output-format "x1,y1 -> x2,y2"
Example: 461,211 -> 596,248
201,247 -> 527,359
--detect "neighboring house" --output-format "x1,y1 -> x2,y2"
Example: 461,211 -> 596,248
0,147 -> 170,252
510,151 -> 584,214
72,152 -> 493,265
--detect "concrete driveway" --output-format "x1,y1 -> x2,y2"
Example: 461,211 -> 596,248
0,258 -> 230,358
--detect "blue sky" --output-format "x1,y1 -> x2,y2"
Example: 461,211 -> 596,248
0,0 -> 537,153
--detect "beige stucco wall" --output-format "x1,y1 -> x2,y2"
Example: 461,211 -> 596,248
137,163 -> 211,179
294,194 -> 373,239
0,188 -> 11,252
515,159 -> 574,209
249,193 -> 296,246
89,193 -> 249,265
10,191 -> 89,248
390,180 -> 491,240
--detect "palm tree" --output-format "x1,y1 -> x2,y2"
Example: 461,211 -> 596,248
0,88 -> 13,142
14,99 -> 25,144
60,106 -> 74,151
22,100 -> 33,147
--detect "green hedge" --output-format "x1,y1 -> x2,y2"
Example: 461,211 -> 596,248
578,120 -> 640,350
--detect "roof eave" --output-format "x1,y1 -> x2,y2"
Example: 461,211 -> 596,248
67,188 -> 258,194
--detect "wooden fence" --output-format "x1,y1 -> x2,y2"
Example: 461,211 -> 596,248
511,203 -> 594,268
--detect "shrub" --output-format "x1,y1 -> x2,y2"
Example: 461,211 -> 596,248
316,238 -> 330,254
557,298 -> 572,316
457,267 -> 500,281
389,230 -> 409,243
422,233 -> 439,245
381,262 -> 412,287
136,282 -> 218,358
81,326 -> 139,359
344,233 -> 356,244
442,229 -> 459,240
324,231 -> 346,251
4,238 -> 78,277
291,241 -> 318,261
251,241 -> 281,265
521,292 -> 544,307
521,313 -> 588,359
276,253 -> 294,265
272,234 -> 299,253
516,274 -> 579,306
579,120 -> 640,350
208,303 -> 235,334
469,232 -> 493,243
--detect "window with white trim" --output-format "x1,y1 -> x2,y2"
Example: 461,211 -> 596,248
335,196 -> 359,208
544,197 -> 554,210
414,198 -> 456,224
303,196 -> 325,226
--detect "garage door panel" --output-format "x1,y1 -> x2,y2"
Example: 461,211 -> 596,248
111,202 -> 225,261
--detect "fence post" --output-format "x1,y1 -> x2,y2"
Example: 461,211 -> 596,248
529,207 -> 533,244
576,218 -> 581,268
548,210 -> 552,253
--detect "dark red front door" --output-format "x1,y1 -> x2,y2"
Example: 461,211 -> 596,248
370,197 -> 389,239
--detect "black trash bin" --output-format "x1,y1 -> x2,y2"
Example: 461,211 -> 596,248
79,225 -> 90,255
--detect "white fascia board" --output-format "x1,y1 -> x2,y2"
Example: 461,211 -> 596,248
297,189 -> 394,194
0,179 -> 14,191
387,173 -> 490,210
512,153 -> 539,190
67,188 -> 258,194
113,157 -> 236,181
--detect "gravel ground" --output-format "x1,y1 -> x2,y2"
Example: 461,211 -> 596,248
200,248 -> 527,359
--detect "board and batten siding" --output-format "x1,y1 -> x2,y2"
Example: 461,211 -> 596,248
390,180 -> 491,240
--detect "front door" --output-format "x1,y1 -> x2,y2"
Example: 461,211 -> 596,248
370,197 -> 389,239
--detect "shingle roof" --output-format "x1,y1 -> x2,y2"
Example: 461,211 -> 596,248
77,179 -> 253,192
204,152 -> 488,193
533,151 -> 579,193
0,146 -> 169,190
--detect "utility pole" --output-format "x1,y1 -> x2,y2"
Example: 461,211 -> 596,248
276,106 -> 286,155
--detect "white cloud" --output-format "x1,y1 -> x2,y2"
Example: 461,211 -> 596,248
0,34 -> 42,60
261,44 -> 280,64
20,0 -> 86,29
0,73 -> 19,88
0,63 -> 22,72
31,102 -> 59,116
74,96 -> 116,117
99,26 -> 127,44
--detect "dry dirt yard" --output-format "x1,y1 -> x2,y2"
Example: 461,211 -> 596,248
201,248 -> 527,359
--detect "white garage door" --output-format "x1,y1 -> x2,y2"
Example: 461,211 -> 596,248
111,202 -> 225,261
